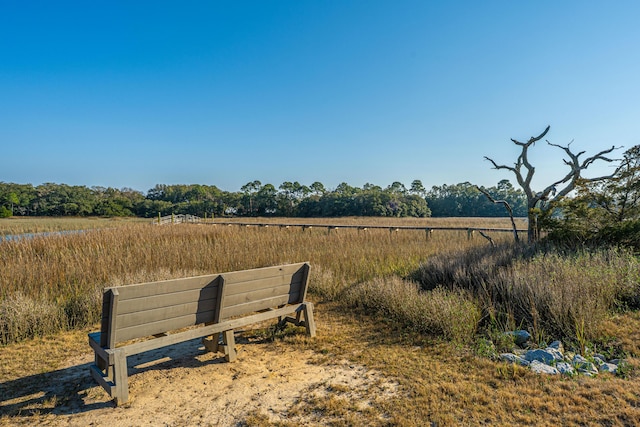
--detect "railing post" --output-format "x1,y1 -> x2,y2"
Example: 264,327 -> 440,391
467,228 -> 474,240
425,228 -> 432,241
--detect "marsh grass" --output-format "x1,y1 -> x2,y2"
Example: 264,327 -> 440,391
413,243 -> 640,346
1,218 -> 514,344
0,216 -> 145,236
345,276 -> 481,344
2,216 -> 640,425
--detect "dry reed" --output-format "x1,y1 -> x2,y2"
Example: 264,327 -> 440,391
0,220 -> 511,344
413,243 -> 640,345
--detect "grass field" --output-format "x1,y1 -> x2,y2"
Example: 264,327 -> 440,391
0,216 -> 146,236
1,217 -> 639,425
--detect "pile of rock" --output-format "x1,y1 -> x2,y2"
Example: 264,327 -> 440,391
498,330 -> 623,376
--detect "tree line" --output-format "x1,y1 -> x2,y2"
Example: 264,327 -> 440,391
0,179 -> 527,219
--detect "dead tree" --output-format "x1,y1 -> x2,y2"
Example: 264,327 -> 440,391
484,126 -> 620,242
475,185 -> 520,243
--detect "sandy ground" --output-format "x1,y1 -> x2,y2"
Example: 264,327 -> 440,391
0,328 -> 398,426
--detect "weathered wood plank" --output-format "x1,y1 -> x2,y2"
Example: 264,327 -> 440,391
221,263 -> 308,286
298,263 -> 311,303
222,283 -> 299,307
89,333 -> 113,365
113,350 -> 129,405
89,263 -> 315,406
303,302 -> 316,337
115,286 -> 219,315
90,364 -> 114,396
223,330 -> 237,362
221,293 -> 299,319
223,275 -> 303,297
106,289 -> 119,348
115,298 -> 218,330
119,304 -> 304,357
116,309 -> 216,342
108,274 -> 221,300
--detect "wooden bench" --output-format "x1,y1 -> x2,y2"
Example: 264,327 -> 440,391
88,262 -> 315,405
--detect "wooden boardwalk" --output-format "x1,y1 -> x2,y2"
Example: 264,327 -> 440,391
153,215 -> 525,239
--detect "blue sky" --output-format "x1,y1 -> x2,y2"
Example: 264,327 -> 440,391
1,1 -> 639,193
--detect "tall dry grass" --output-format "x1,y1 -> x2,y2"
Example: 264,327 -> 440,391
413,242 -> 640,345
345,276 -> 481,343
0,216 -> 145,236
1,220 -> 510,344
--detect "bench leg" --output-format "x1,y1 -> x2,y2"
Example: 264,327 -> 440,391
222,330 -> 237,362
202,332 -> 221,353
113,349 -> 129,406
303,302 -> 317,337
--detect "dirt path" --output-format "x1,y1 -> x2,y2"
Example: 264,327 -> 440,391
1,331 -> 398,426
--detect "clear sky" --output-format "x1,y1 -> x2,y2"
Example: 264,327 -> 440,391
2,1 -> 639,194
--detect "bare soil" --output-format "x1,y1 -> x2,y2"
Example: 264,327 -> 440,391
0,323 -> 398,426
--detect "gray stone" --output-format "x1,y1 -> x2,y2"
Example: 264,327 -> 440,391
543,347 -> 564,361
594,353 -> 607,362
572,354 -> 589,364
548,340 -> 564,353
508,330 -> 531,346
529,360 -> 559,375
609,358 -> 623,365
593,355 -> 606,366
500,353 -> 530,367
573,355 -> 598,375
556,362 -> 575,376
524,349 -> 563,364
599,363 -> 618,374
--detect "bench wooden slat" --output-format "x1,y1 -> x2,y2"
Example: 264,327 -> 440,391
108,274 -> 221,300
116,309 -> 217,342
222,283 -> 299,307
113,285 -> 220,316
221,293 -> 300,319
118,303 -> 307,357
115,297 -> 219,330
223,275 -> 304,297
221,263 -> 306,286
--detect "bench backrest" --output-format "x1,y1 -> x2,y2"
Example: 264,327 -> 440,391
99,262 -> 310,348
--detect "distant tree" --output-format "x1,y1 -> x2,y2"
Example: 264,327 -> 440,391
255,184 -> 278,216
7,192 -> 19,216
240,180 -> 262,216
410,179 -> 426,197
277,181 -> 309,216
310,181 -> 327,196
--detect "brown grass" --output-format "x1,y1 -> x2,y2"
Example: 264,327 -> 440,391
2,303 -> 640,426
413,243 -> 640,346
0,218 -> 515,344
1,217 -> 640,425
0,216 -> 145,236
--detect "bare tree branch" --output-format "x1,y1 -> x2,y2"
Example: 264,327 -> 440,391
483,125 -> 622,242
475,185 -> 520,243
478,231 -> 495,247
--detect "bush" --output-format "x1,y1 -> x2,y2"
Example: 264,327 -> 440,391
0,293 -> 63,345
0,206 -> 11,218
345,276 -> 481,344
412,244 -> 640,343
